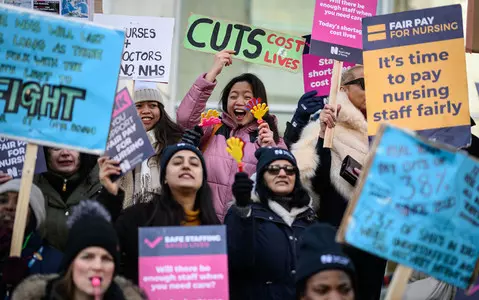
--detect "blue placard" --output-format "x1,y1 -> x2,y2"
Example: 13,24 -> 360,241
345,125 -> 479,289
0,5 -> 124,154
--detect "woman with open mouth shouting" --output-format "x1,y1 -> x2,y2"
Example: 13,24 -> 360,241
12,200 -> 146,300
118,81 -> 184,208
177,49 -> 287,223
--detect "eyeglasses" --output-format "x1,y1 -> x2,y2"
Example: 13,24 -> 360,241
266,165 -> 297,176
343,77 -> 365,90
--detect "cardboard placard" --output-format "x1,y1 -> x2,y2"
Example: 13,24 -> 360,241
184,14 -> 305,73
104,86 -> 154,179
0,137 -> 46,177
302,54 -> 354,95
363,5 -> 470,148
94,14 -> 175,82
139,226 -> 229,299
310,0 -> 378,64
339,124 -> 479,290
0,4 -> 124,154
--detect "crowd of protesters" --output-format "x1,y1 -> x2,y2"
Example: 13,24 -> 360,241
0,49 -> 469,300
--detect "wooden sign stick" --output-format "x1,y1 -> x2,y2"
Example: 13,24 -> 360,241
384,265 -> 413,300
323,60 -> 343,148
9,143 -> 38,257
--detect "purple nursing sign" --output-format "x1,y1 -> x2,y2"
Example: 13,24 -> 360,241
104,88 -> 154,180
0,138 -> 46,178
139,226 -> 229,300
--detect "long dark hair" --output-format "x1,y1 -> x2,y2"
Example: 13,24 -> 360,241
144,180 -> 220,227
152,103 -> 184,158
220,73 -> 280,143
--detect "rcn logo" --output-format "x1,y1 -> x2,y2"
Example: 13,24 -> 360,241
330,46 -> 339,55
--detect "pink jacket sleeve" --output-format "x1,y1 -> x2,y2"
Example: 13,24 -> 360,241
177,73 -> 217,141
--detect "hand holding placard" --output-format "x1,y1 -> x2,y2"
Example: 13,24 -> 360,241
226,137 -> 245,172
199,110 -> 221,127
246,98 -> 268,124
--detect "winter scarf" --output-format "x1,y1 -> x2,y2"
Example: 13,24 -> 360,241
291,91 -> 369,209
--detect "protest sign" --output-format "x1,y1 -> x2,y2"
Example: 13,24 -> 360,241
338,124 -> 479,290
3,0 -> 32,9
0,137 -> 46,177
310,0 -> 377,64
94,14 -> 174,82
105,85 -> 154,179
34,0 -> 60,14
302,54 -> 354,95
61,0 -> 91,19
466,0 -> 479,53
139,226 -> 229,299
184,14 -> 305,73
0,4 -> 124,154
363,5 -> 470,148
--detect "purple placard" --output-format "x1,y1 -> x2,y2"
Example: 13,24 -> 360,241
310,0 -> 378,64
0,138 -> 47,178
139,226 -> 229,300
104,88 -> 155,180
302,54 -> 355,95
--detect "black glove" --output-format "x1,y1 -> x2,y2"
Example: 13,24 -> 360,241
292,91 -> 325,127
1,256 -> 29,290
232,172 -> 253,207
181,125 -> 203,148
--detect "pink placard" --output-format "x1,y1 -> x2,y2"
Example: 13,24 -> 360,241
139,254 -> 229,300
302,54 -> 355,95
312,0 -> 377,49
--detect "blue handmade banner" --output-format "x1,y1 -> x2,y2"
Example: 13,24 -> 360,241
344,124 -> 479,289
0,4 -> 124,154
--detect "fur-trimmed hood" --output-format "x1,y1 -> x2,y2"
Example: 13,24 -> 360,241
12,274 -> 147,300
291,91 -> 368,208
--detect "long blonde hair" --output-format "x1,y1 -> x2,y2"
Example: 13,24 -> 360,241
341,65 -> 363,85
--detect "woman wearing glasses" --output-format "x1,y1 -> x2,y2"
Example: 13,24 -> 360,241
291,65 -> 386,300
225,147 -> 316,300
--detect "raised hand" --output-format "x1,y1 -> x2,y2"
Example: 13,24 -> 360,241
226,137 -> 245,172
98,156 -> 121,196
232,172 -> 254,207
199,109 -> 221,127
246,98 -> 269,123
205,50 -> 235,82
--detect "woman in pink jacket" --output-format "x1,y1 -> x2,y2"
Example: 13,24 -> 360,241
177,50 -> 287,222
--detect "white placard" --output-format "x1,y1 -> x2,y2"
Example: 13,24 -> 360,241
94,13 -> 174,82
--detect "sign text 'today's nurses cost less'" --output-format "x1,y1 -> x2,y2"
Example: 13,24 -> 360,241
0,4 -> 124,154
183,14 -> 305,72
363,5 -> 470,148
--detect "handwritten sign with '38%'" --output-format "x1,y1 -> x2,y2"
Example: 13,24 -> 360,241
0,4 -> 124,154
344,125 -> 479,289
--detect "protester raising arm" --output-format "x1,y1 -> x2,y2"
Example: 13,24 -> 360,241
113,143 -> 220,284
176,50 -> 286,222
225,148 -> 316,300
284,91 -> 325,149
291,66 -> 386,300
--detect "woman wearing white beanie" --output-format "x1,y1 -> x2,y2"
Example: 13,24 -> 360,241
115,81 -> 184,208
